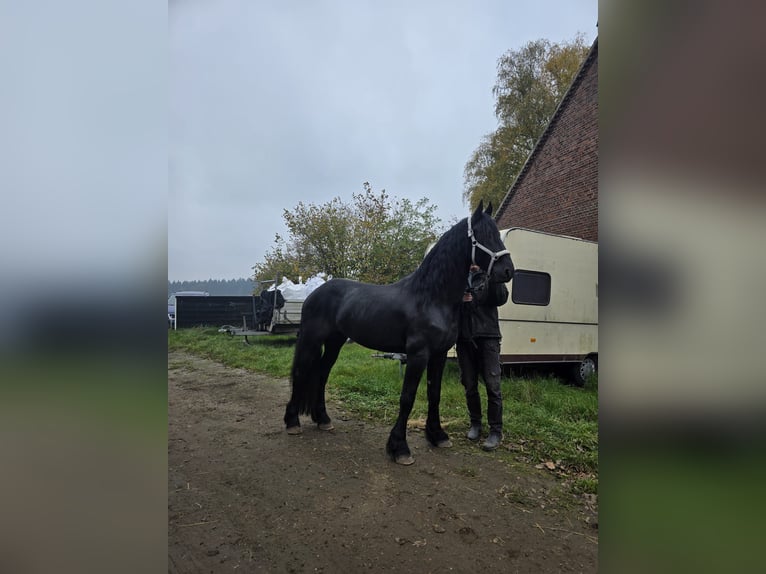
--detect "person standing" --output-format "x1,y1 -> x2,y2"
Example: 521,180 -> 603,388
457,264 -> 509,451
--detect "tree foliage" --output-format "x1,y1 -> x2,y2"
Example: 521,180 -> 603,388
464,35 -> 589,211
253,183 -> 443,285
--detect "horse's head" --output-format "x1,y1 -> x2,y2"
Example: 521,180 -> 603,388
468,200 -> 514,283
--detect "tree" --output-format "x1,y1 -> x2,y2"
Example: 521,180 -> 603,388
464,35 -> 589,211
253,183 -> 443,285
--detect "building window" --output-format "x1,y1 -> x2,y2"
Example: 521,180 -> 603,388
512,270 -> 551,306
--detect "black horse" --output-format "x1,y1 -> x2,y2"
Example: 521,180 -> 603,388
283,201 -> 514,465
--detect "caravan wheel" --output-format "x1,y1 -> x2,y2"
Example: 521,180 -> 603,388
572,356 -> 597,387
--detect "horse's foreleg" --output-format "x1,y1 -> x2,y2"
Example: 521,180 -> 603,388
425,353 -> 452,448
386,355 -> 427,465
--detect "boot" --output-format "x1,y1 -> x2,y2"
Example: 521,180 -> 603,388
466,423 -> 482,441
465,391 -> 482,442
482,431 -> 502,451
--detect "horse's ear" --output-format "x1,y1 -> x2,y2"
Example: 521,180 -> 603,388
485,202 -> 493,217
472,200 -> 484,222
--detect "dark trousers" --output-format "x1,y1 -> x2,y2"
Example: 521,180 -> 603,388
456,337 -> 503,434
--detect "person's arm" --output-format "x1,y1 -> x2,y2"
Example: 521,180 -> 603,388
490,282 -> 509,307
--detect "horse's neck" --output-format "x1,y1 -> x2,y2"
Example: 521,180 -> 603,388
412,242 -> 469,302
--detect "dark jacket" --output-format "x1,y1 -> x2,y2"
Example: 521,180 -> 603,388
458,279 -> 509,341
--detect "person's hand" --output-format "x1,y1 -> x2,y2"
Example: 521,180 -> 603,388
469,264 -> 480,272
463,292 -> 473,302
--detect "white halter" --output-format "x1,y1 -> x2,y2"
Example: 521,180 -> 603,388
467,216 -> 510,278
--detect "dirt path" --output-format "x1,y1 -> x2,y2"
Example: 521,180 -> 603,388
168,351 -> 597,573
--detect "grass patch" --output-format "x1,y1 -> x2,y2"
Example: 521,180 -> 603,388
168,327 -> 295,378
169,328 -> 598,490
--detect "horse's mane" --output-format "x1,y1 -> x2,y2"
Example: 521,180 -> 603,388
408,216 -> 472,299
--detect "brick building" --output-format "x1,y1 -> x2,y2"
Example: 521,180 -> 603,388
495,37 -> 598,241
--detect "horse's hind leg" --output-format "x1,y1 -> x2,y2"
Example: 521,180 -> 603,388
425,353 -> 452,448
311,331 -> 346,430
284,331 -> 322,434
284,398 -> 302,435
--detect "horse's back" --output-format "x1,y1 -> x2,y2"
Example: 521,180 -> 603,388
301,278 -> 410,350
303,278 -> 357,313
301,278 -> 365,330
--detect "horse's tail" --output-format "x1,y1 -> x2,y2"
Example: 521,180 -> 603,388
290,329 -> 323,416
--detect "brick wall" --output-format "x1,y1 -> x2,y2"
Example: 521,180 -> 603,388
495,40 -> 598,242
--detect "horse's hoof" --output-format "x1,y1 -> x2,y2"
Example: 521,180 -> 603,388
395,454 -> 415,466
286,426 -> 302,435
436,439 -> 453,448
318,422 -> 335,431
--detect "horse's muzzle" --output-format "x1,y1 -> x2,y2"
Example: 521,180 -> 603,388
493,264 -> 514,283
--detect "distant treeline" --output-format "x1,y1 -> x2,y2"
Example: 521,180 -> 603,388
168,278 -> 257,297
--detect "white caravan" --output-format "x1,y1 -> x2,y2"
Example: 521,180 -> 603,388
496,228 -> 598,384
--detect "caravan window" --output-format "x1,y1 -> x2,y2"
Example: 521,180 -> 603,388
512,270 -> 551,306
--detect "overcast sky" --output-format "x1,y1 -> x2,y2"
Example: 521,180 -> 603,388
169,0 -> 597,281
